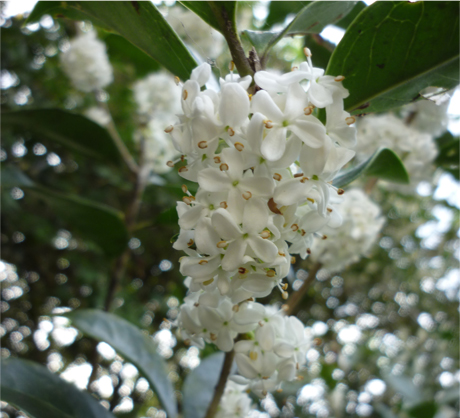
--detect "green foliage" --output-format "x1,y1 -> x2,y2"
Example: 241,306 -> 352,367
66,309 -> 178,418
27,1 -> 198,79
326,1 -> 460,114
435,131 -> 459,179
2,109 -> 123,164
1,358 -> 116,418
179,1 -> 237,34
333,148 -> 410,188
2,166 -> 129,256
182,353 -> 236,418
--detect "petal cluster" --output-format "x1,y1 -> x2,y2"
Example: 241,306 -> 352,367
169,55 -> 357,395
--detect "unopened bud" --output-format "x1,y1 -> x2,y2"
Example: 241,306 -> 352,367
303,47 -> 312,57
264,120 -> 273,129
182,89 -> 188,100
220,201 -> 228,209
166,161 -> 175,168
217,240 -> 227,248
198,260 -> 208,265
334,75 -> 345,82
345,116 -> 356,125
164,125 -> 174,133
234,142 -> 244,151
198,141 -> 208,149
273,173 -> 282,181
242,191 -> 252,200
220,163 -> 229,171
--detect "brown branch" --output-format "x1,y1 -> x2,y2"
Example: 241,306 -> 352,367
208,2 -> 253,78
204,349 -> 235,418
284,262 -> 322,316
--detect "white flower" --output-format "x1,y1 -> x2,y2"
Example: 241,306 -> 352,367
61,31 -> 113,93
216,381 -> 253,418
84,106 -> 110,126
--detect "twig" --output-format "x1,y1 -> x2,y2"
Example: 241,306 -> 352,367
364,177 -> 378,194
284,261 -> 322,316
208,2 -> 253,78
204,349 -> 235,418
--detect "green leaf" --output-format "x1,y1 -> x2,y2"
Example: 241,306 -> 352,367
334,1 -> 367,30
242,30 -> 281,55
407,401 -> 438,418
179,1 -> 237,34
1,358 -> 116,418
247,1 -> 357,56
326,1 -> 460,114
66,309 -> 177,418
182,352 -> 236,418
2,166 -> 129,257
27,1 -> 197,80
385,374 -> 423,404
333,148 -> 410,188
2,109 -> 123,164
263,2 -> 311,30
435,131 -> 459,179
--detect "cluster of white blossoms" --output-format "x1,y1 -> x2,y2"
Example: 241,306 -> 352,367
170,51 -> 357,395
215,381 -> 253,418
310,189 -> 385,272
61,31 -> 113,93
132,72 -> 181,175
355,113 -> 438,189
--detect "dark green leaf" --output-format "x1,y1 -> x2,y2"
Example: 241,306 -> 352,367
333,148 -> 410,188
305,34 -> 335,70
182,352 -> 236,418
2,109 -> 123,164
157,207 -> 179,226
1,358 -> 115,418
435,131 -> 459,178
104,34 -> 160,78
242,30 -> 281,55
66,309 -> 177,418
2,166 -> 129,257
27,1 -> 197,80
326,1 -> 460,114
179,1 -> 237,34
263,2 -> 310,30
334,1 -> 367,29
407,401 -> 438,418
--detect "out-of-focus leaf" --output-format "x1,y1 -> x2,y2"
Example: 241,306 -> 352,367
327,1 -> 460,114
385,374 -> 423,404
435,131 -> 459,179
1,358 -> 116,418
66,309 -> 177,418
246,1 -> 357,56
2,109 -> 123,164
333,148 -> 409,188
27,1 -> 197,80
104,34 -> 160,77
407,401 -> 438,418
157,207 -> 179,225
242,30 -> 280,54
334,1 -> 367,29
179,1 -> 237,34
2,166 -> 129,257
263,1 -> 310,30
374,404 -> 399,418
182,352 -> 237,418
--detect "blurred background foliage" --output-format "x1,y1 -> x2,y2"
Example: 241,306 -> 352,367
0,1 -> 459,418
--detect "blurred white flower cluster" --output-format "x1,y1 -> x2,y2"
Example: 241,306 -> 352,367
215,381 -> 253,418
310,189 -> 385,272
168,51 -> 358,395
133,72 -> 181,176
61,31 -> 113,93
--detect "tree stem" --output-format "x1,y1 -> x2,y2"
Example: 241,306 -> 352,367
208,2 -> 253,78
204,350 -> 235,418
284,262 -> 322,316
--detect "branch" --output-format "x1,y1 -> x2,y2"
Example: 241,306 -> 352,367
284,261 -> 322,316
208,2 -> 253,78
204,350 -> 235,418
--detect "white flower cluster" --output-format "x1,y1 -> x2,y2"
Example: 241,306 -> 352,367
61,31 -> 113,93
133,72 -> 181,175
355,114 -> 438,188
310,189 -> 385,272
215,381 -> 253,418
170,52 -> 357,395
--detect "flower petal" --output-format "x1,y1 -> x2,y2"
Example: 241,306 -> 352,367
222,238 -> 247,271
251,90 -> 284,122
261,127 -> 287,161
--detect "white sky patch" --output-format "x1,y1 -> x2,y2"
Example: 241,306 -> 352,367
448,88 -> 460,135
3,0 -> 38,17
319,25 -> 345,45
